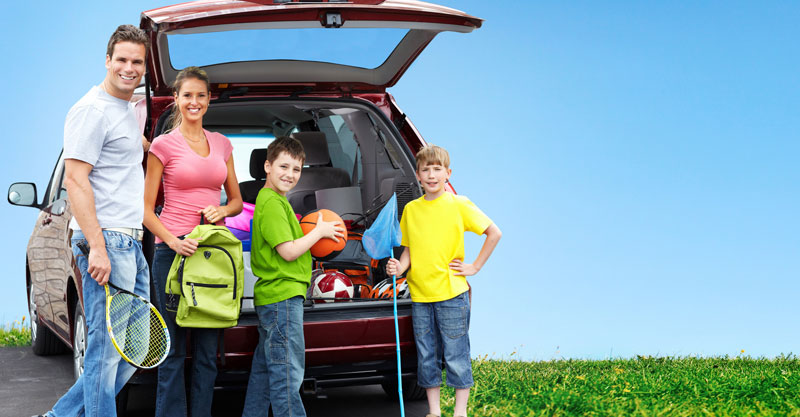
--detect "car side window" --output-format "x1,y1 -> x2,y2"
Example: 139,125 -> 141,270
47,153 -> 67,205
319,115 -> 362,184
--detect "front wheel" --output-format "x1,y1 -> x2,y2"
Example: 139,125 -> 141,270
381,376 -> 426,401
72,299 -> 87,380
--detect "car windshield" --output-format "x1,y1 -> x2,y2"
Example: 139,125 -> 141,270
168,28 -> 408,70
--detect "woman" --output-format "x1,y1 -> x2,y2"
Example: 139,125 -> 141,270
144,66 -> 243,417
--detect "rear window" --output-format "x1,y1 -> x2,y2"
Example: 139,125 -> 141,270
168,28 -> 408,70
226,133 -> 276,182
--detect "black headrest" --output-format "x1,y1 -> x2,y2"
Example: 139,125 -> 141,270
249,149 -> 268,180
291,132 -> 330,166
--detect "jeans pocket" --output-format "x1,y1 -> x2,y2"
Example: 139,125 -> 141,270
106,235 -> 134,252
439,305 -> 468,339
412,303 -> 431,339
259,306 -> 288,364
270,340 -> 288,364
269,322 -> 288,364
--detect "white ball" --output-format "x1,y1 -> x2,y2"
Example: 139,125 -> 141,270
311,271 -> 354,303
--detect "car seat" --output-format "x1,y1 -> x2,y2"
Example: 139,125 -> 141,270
287,132 -> 351,215
239,148 -> 267,204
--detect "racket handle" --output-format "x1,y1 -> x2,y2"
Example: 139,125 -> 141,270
77,241 -> 90,256
77,240 -> 122,292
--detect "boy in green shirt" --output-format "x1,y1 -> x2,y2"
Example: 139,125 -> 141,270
242,136 -> 344,417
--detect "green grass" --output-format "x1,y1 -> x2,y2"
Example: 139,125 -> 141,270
2,322 -> 798,416
435,354 -> 800,417
0,317 -> 32,347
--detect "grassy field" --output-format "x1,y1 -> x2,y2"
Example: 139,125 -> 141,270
437,354 -> 800,417
2,323 -> 798,416
0,317 -> 32,347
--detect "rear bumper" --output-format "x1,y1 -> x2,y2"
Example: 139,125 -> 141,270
130,302 -> 416,387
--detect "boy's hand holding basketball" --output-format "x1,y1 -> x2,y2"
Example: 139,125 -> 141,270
313,212 -> 345,242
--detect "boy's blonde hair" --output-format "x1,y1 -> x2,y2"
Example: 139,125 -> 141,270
415,145 -> 450,170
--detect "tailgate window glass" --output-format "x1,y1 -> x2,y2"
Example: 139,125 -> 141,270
227,133 -> 276,182
168,28 -> 408,70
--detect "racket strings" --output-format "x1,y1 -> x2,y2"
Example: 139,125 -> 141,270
108,293 -> 169,368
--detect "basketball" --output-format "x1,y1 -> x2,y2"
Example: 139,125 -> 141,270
300,209 -> 348,260
311,271 -> 354,303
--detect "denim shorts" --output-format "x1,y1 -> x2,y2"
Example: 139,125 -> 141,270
412,291 -> 473,389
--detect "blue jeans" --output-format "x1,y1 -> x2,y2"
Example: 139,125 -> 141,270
47,230 -> 150,417
412,291 -> 473,389
242,296 -> 306,417
151,243 -> 220,417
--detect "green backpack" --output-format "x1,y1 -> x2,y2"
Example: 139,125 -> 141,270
166,225 -> 244,328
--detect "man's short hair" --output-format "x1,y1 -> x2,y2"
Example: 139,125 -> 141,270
267,136 -> 305,164
415,144 -> 450,170
106,24 -> 149,57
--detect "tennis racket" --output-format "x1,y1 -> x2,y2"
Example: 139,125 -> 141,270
76,241 -> 170,369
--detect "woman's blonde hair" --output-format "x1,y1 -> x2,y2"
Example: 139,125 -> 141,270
167,66 -> 210,131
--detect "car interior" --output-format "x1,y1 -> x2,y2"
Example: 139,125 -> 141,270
153,99 -> 422,226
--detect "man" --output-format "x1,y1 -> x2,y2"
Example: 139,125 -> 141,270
36,24 -> 150,417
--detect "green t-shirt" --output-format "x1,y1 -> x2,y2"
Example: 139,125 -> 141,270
251,187 -> 312,305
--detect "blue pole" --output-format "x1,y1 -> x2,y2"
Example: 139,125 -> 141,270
393,273 -> 405,416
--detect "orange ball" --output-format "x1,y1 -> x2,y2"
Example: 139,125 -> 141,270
300,209 -> 347,260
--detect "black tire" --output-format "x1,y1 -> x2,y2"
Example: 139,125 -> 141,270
381,377 -> 426,401
72,300 -> 87,381
29,282 -> 67,355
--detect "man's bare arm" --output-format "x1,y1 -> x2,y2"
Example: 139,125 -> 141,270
63,159 -> 111,285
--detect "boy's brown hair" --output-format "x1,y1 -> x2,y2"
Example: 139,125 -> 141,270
267,136 -> 305,164
415,144 -> 450,170
106,24 -> 149,58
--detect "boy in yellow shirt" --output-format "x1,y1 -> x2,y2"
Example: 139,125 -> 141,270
386,145 -> 501,417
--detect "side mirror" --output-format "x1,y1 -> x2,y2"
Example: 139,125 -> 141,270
8,182 -> 38,207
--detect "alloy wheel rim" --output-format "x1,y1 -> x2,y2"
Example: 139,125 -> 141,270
73,312 -> 86,378
28,284 -> 38,342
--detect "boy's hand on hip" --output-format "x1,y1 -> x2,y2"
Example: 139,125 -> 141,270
450,259 -> 478,277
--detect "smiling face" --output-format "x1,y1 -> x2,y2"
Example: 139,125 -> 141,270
173,77 -> 209,125
264,151 -> 304,196
416,162 -> 451,200
103,41 -> 146,100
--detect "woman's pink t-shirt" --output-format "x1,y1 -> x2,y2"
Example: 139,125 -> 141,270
149,129 -> 233,242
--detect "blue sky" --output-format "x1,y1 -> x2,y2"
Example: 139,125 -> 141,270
1,1 -> 798,361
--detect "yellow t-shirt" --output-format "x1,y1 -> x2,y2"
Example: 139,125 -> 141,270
400,192 -> 492,302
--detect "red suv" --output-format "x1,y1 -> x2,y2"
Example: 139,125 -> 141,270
8,0 -> 481,407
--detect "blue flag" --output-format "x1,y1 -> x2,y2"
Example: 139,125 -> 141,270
363,193 -> 402,260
